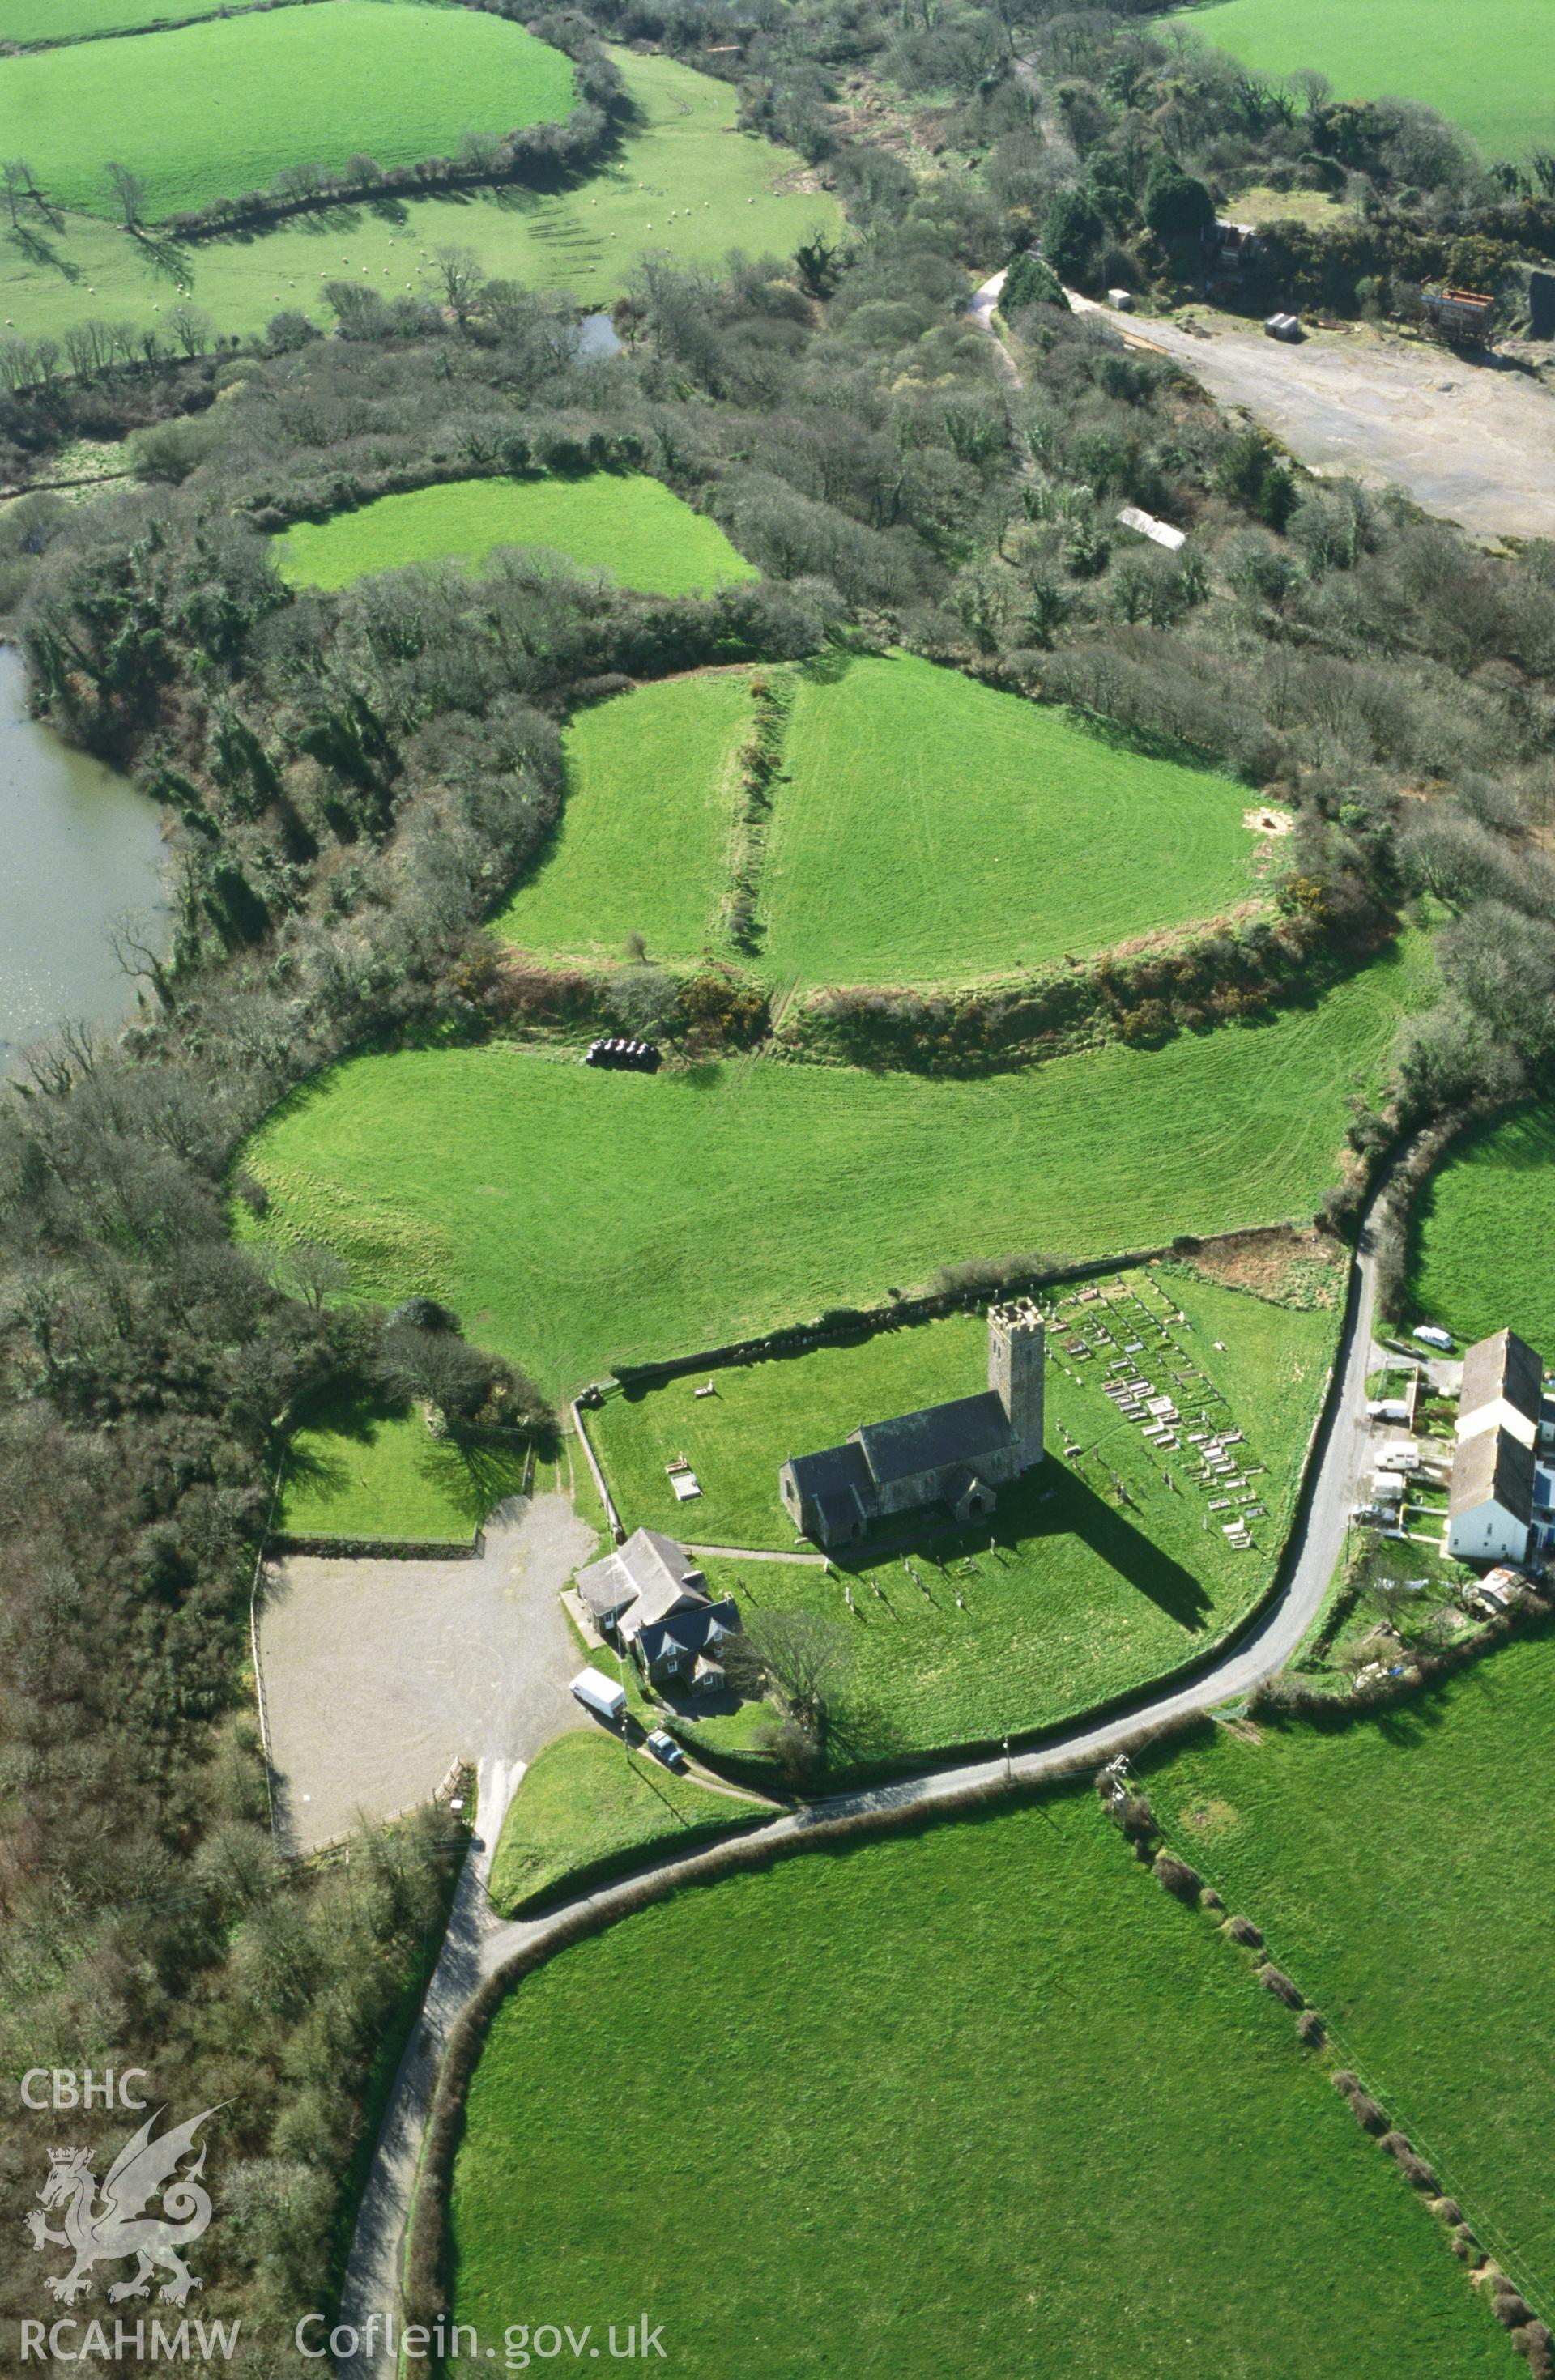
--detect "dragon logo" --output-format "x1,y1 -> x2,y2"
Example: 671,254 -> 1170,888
24,2104 -> 221,2307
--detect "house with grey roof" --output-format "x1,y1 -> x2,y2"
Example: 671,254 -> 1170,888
1455,1327 -> 1543,1451
1447,1424 -> 1534,1565
575,1527 -> 739,1688
779,1301 -> 1045,1549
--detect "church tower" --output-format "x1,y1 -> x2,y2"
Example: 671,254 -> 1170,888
988,1299 -> 1046,1471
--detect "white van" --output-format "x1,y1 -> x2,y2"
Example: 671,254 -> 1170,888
571,1667 -> 628,1724
1412,1325 -> 1454,1352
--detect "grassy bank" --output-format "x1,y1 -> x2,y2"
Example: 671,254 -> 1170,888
488,1730 -> 754,1914
277,1390 -> 526,1541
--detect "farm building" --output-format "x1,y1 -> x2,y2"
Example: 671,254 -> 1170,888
779,1301 -> 1045,1548
575,1527 -> 739,1688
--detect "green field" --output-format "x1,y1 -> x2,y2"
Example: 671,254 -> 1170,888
450,1790 -> 1502,2378
0,0 -> 238,37
591,1274 -> 1335,1765
763,654 -> 1259,985
2,50 -> 842,347
1165,0 -> 1550,161
1408,1103 -> 1555,1352
488,1728 -> 752,1914
494,672 -> 753,963
2,3 -> 574,223
277,1390 -> 526,1540
1144,1633 -> 1555,2304
237,933 -> 1430,1395
276,477 -> 756,601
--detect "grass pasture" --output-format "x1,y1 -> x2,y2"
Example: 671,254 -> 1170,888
593,1273 -> 1335,1766
2,3 -> 575,223
2,50 -> 841,348
275,476 -> 756,600
236,932 -> 1431,1396
493,672 -> 754,963
487,1729 -> 752,1914
1144,1633 -> 1555,2305
1408,1102 -> 1555,1351
1165,0 -> 1552,161
763,654 -> 1260,986
450,1790 -> 1502,2379
277,1390 -> 526,1541
0,0 -> 239,38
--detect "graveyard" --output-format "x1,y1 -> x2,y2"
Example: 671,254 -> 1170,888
589,1271 -> 1337,1768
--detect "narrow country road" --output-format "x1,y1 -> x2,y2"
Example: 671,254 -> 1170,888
334,1208 -> 1383,2373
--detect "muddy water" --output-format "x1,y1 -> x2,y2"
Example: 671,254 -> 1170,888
0,644 -> 168,1071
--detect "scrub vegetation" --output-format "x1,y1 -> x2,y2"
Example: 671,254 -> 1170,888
450,1791 -> 1504,2379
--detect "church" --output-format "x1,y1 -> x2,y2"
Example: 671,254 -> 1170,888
778,1300 -> 1046,1548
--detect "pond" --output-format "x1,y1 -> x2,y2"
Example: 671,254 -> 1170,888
577,310 -> 624,359
0,644 -> 169,1074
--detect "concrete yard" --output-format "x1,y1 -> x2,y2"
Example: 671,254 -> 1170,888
258,1491 -> 598,1854
1083,300 -> 1555,544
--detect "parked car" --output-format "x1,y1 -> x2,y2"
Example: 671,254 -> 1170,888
645,1729 -> 686,1771
1412,1324 -> 1455,1352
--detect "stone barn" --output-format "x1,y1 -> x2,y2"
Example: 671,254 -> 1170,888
778,1301 -> 1046,1549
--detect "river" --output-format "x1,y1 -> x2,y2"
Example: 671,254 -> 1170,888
0,644 -> 169,1074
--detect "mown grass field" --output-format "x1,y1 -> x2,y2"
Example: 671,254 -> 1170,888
450,1790 -> 1503,2379
2,0 -> 236,37
2,50 -> 841,347
594,1273 -> 1335,1767
3,3 -> 575,223
1408,1102 -> 1555,1350
487,1729 -> 752,1914
493,672 -> 754,964
277,1390 -> 526,1540
1165,0 -> 1550,160
236,932 -> 1431,1395
275,476 -> 756,600
1143,1633 -> 1555,2305
763,654 -> 1259,985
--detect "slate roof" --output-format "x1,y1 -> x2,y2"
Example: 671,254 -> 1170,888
1449,1424 -> 1535,1523
1459,1329 -> 1543,1429
854,1390 -> 1016,1486
786,1441 -> 874,1503
577,1527 -> 706,1629
635,1597 -> 739,1670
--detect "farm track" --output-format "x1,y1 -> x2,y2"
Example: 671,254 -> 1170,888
335,1190 -> 1386,2374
